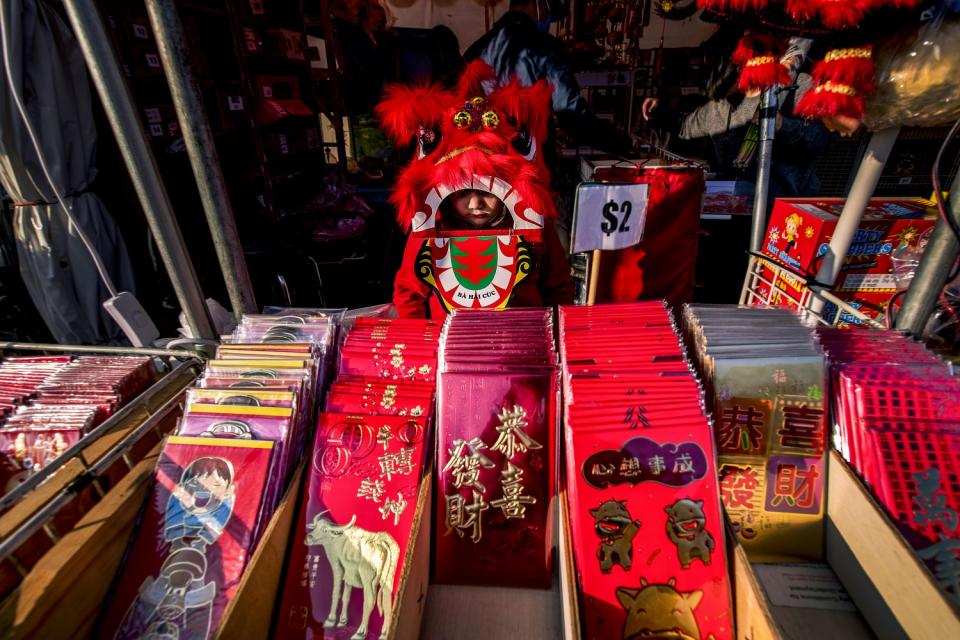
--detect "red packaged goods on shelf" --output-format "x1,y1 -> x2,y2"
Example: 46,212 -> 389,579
818,328 -> 960,606
591,167 -> 704,308
559,302 -> 733,640
760,197 -> 935,315
434,308 -> 557,588
102,436 -> 275,640
274,413 -> 428,639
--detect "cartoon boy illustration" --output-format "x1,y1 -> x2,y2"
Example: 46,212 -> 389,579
781,213 -> 802,255
116,457 -> 236,640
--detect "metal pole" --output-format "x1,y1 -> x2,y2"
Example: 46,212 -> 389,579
807,128 -> 900,316
145,0 -> 257,320
895,169 -> 960,334
749,88 -> 778,253
60,1 -> 215,340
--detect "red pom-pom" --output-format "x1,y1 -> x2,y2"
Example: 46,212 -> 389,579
732,33 -> 785,66
737,58 -> 792,92
812,47 -> 876,94
795,82 -> 866,120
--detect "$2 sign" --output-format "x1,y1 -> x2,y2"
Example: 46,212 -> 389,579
572,182 -> 649,253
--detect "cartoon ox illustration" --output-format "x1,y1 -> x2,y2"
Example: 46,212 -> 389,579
305,512 -> 400,640
616,577 -> 709,640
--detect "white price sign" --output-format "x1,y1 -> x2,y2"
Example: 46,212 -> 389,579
571,182 -> 649,253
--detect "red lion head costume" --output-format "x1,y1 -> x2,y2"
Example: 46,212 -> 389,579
376,61 -> 556,241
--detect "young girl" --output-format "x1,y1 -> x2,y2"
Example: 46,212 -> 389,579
393,188 -> 573,318
380,61 -> 574,318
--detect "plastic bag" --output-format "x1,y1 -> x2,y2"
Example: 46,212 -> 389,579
865,5 -> 960,130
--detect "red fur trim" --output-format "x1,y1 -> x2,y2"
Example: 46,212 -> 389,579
788,0 -> 873,26
697,0 -> 731,11
812,47 -> 876,94
375,84 -> 454,146
786,0 -> 821,22
488,79 -> 553,143
730,0 -> 769,10
456,60 -> 497,99
817,0 -> 868,29
795,83 -> 865,120
737,59 -> 792,92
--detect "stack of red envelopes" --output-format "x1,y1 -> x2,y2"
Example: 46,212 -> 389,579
102,309 -> 338,640
560,301 -> 733,640
818,328 -> 960,606
0,355 -> 155,497
435,308 -> 557,589
683,305 -> 826,562
274,316 -> 437,640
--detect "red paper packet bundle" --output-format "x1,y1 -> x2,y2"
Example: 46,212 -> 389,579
101,436 -> 275,639
0,356 -> 72,422
274,413 -> 430,639
817,329 -> 960,606
338,317 -> 440,382
682,305 -> 827,562
435,308 -> 557,588
0,355 -> 155,497
276,316 -> 437,638
560,301 -> 733,640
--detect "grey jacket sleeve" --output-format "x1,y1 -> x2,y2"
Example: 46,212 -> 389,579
679,94 -> 761,140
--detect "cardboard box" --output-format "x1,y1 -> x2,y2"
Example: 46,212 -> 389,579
760,197 -> 934,322
762,198 -> 933,281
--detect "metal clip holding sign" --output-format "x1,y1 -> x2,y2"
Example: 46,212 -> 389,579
571,182 -> 650,254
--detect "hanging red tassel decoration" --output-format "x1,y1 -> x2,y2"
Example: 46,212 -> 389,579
812,46 -> 876,94
733,34 -> 791,93
795,81 -> 866,120
787,0 -> 872,29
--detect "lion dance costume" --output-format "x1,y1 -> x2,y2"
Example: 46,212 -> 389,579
377,61 -> 573,318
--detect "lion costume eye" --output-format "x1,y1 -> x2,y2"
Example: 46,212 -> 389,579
417,127 -> 441,159
512,127 -> 537,161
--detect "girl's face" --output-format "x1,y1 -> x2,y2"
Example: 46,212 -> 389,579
786,219 -> 798,234
450,189 -> 506,228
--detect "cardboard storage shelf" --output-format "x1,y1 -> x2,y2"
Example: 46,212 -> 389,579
826,450 -> 960,640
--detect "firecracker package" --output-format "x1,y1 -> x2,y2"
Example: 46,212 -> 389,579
276,316 -> 438,639
274,413 -> 430,639
434,308 -> 557,588
683,305 -> 827,562
819,329 -> 960,606
758,197 -> 935,321
560,302 -> 733,640
101,436 -> 275,639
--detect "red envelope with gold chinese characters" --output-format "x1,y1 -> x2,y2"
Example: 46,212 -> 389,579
274,413 -> 428,639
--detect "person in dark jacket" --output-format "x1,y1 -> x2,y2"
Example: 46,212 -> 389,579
464,0 -> 628,154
